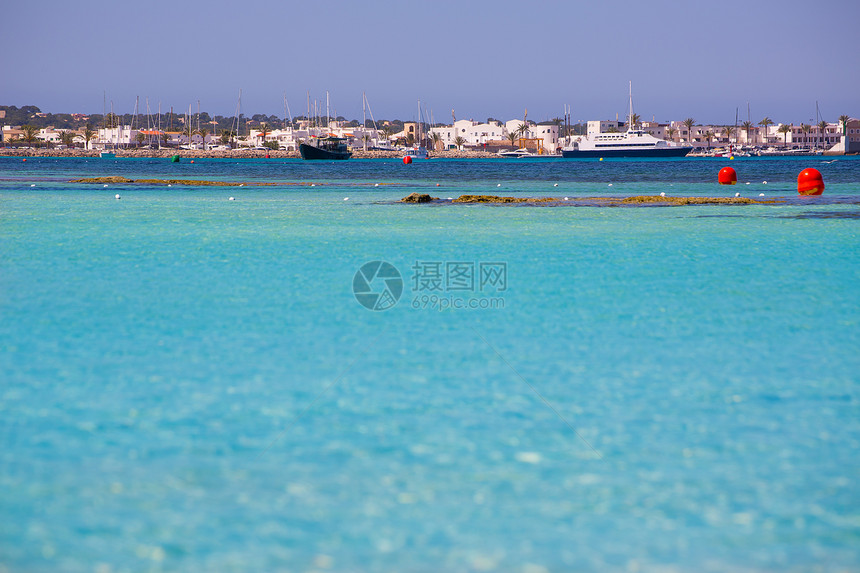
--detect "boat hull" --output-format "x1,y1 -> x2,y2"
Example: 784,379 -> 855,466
299,143 -> 351,160
562,146 -> 692,158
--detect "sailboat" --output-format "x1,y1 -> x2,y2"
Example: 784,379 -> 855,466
404,99 -> 429,160
562,82 -> 692,158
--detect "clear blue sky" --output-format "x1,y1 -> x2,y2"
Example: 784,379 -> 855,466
2,0 -> 857,125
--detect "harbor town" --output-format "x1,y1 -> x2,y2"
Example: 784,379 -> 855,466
1,104 -> 858,158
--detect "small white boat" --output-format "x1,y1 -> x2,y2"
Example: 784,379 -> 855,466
404,145 -> 429,160
498,148 -> 534,158
99,151 -> 115,158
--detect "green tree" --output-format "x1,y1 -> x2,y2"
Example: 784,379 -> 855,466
196,127 -> 209,149
135,132 -> 145,147
722,125 -> 735,143
430,131 -> 442,150
666,127 -> 677,142
516,122 -> 530,140
59,130 -> 76,149
507,130 -> 519,147
104,113 -> 119,128
219,129 -> 234,146
704,130 -> 715,149
777,124 -> 792,147
741,121 -> 754,145
838,114 -> 850,135
453,136 -> 466,150
21,125 -> 39,147
817,120 -> 828,148
683,118 -> 695,144
83,125 -> 96,150
257,122 -> 270,144
629,113 -> 641,129
758,117 -> 773,145
800,123 -> 811,146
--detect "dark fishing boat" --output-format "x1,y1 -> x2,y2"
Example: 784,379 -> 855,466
299,136 -> 352,160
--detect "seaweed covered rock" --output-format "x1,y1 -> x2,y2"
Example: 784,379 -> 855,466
452,195 -> 526,203
401,193 -> 436,203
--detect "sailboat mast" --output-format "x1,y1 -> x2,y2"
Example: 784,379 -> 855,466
628,81 -> 634,130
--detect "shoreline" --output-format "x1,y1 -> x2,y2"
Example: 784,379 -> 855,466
0,148 -> 500,160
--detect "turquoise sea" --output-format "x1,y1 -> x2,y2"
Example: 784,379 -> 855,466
1,156 -> 858,572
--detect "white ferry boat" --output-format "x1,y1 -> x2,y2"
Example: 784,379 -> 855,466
562,83 -> 692,158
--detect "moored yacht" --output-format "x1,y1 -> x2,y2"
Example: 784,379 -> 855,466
299,135 -> 352,160
498,148 -> 534,158
562,83 -> 692,158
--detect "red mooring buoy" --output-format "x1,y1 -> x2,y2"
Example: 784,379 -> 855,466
403,156 -> 413,165
797,168 -> 824,196
718,166 -> 737,185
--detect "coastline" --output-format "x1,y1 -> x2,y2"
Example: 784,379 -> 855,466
0,147 -> 501,160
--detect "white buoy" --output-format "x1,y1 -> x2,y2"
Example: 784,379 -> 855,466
762,181 -> 767,184
103,184 -> 108,188
374,183 -> 379,187
735,192 -> 740,197
608,183 -> 613,187
311,184 -> 315,187
660,192 -> 666,197
239,184 -> 244,187
564,197 -> 569,201
553,183 -> 558,187
30,184 -> 35,187
745,182 -> 750,185
115,194 -> 121,200
229,197 -> 235,201
759,193 -> 765,197
344,197 -> 349,201
497,183 -> 501,187
168,184 -> 172,187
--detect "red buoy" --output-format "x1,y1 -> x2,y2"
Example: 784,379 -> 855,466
403,156 -> 412,165
718,166 -> 737,185
265,153 -> 270,159
797,168 -> 824,196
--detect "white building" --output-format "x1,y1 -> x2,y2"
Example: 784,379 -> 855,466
429,118 -> 558,152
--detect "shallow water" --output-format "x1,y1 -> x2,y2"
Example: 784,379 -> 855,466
1,156 -> 858,572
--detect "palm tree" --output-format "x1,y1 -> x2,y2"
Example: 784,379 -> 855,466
83,125 -> 96,150
758,117 -> 773,145
257,122 -> 270,145
817,120 -> 829,149
629,113 -> 641,129
704,130 -> 715,149
722,125 -> 735,144
666,127 -> 677,143
430,131 -> 442,151
838,114 -> 850,136
741,121 -> 754,145
453,136 -> 466,150
506,131 -> 518,147
59,130 -> 76,149
516,122 -> 530,141
800,123 -> 811,146
683,118 -> 695,144
21,125 -> 39,148
196,127 -> 209,150
777,124 -> 791,147
220,129 -> 234,146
